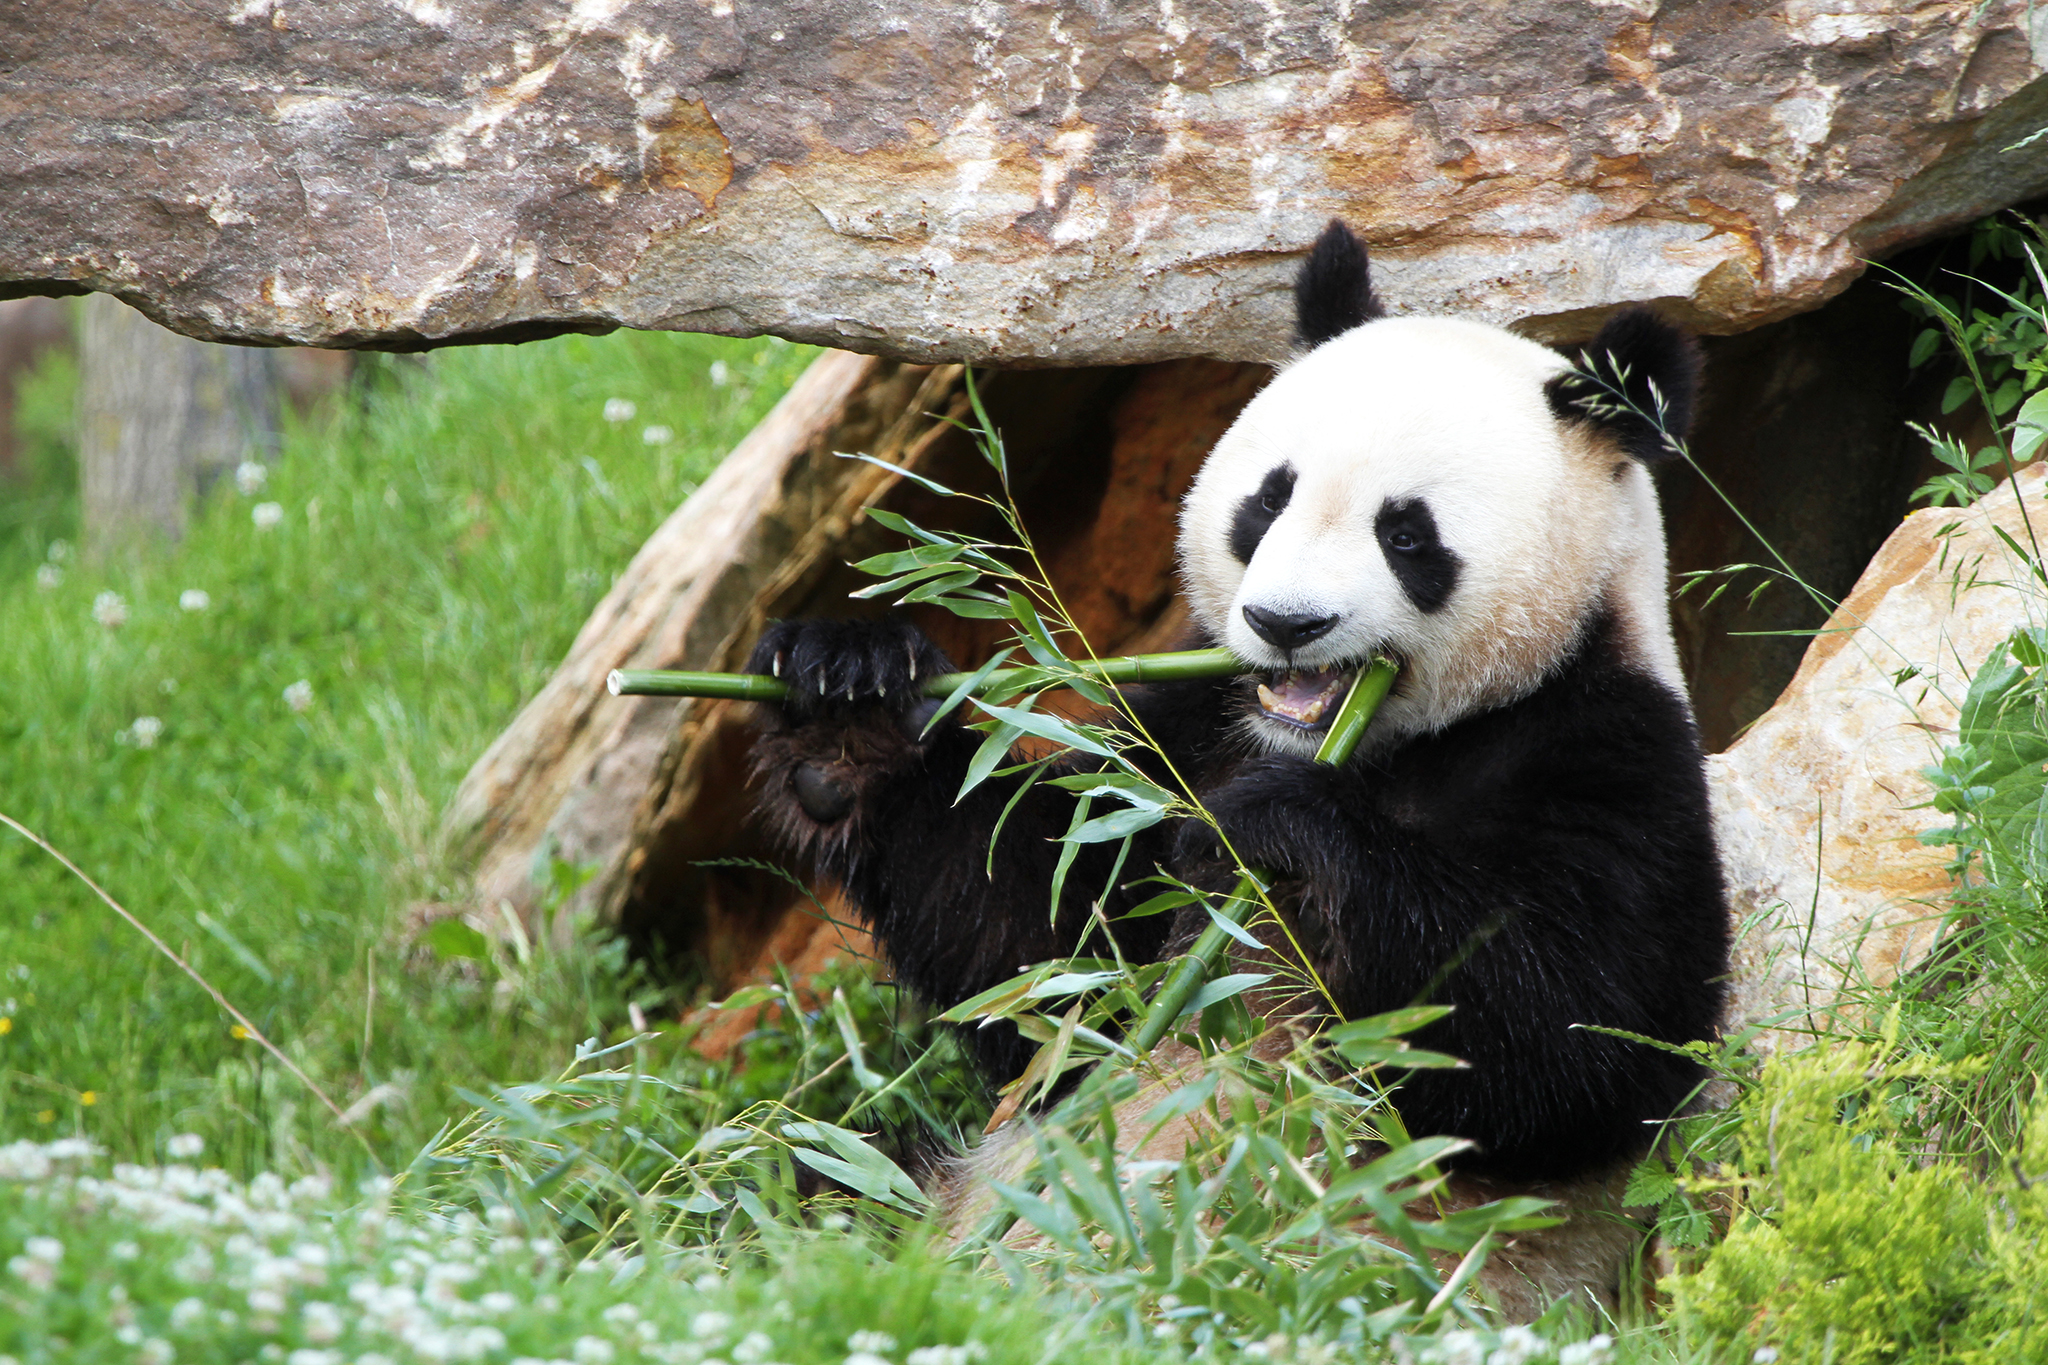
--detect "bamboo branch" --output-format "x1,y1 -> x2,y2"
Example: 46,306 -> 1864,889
606,647 -> 1246,701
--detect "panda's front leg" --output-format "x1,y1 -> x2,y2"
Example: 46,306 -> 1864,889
1175,753 -> 1358,893
744,616 -> 1165,1084
744,616 -> 957,867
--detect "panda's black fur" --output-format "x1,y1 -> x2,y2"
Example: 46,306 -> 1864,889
745,223 -> 1728,1184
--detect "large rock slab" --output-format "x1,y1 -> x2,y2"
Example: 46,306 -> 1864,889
1715,462 -> 2048,1042
4,1 -> 2046,363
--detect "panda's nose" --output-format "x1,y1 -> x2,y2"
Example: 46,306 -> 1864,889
1242,605 -> 1339,650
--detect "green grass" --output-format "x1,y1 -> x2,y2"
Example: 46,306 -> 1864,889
0,325 -> 814,1180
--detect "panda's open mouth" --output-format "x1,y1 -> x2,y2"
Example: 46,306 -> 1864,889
1255,665 -> 1354,732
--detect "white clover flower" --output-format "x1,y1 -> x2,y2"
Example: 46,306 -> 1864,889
112,1239 -> 141,1260
283,679 -> 314,713
303,1301 -> 344,1345
140,1340 -> 175,1365
905,1349 -> 981,1365
167,1133 -> 205,1159
1488,1326 -> 1546,1365
357,1356 -> 397,1365
846,1354 -> 891,1365
47,538 -> 72,563
733,1334 -> 776,1363
7,1255 -> 54,1290
172,1247 -> 215,1282
286,1352 -> 341,1365
463,1328 -> 507,1357
117,1325 -> 144,1345
478,1291 -> 517,1315
128,716 -> 164,749
1433,1334 -> 1486,1365
170,1298 -> 208,1331
641,424 -> 673,445
1557,1337 -> 1615,1365
603,398 -> 637,423
692,1312 -> 733,1341
848,1335 -> 897,1356
93,590 -> 128,629
248,1287 -> 287,1315
23,1237 -> 61,1265
602,1304 -> 640,1325
573,1338 -> 616,1365
236,461 -> 270,495
178,589 -> 211,613
252,501 -> 285,530
34,563 -> 60,591
708,360 -> 730,387
1751,1352 -> 1779,1365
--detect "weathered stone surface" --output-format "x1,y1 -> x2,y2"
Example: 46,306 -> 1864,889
4,1 -> 2046,363
1715,462 -> 2048,1043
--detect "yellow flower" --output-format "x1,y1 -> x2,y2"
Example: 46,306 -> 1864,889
230,1024 -> 251,1040
34,1109 -> 53,1124
79,1091 -> 96,1106
0,1016 -> 11,1034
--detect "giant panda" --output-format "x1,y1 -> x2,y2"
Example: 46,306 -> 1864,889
744,220 -> 1728,1188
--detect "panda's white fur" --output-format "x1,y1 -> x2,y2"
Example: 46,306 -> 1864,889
1179,316 -> 1686,756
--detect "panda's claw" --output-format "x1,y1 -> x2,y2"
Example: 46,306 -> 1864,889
742,616 -> 957,724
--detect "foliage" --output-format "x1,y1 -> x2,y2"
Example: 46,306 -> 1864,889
0,1135 -> 1132,1365
1897,215 -> 2048,507
0,325 -> 813,1177
1665,1038 -> 2048,1365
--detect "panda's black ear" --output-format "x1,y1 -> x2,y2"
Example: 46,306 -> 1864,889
1544,307 -> 1703,463
1293,219 -> 1385,348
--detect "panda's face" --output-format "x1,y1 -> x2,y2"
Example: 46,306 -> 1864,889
1179,316 -> 1670,754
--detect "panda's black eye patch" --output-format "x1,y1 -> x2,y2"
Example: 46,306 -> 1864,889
1228,464 -> 1296,564
1375,497 -> 1461,614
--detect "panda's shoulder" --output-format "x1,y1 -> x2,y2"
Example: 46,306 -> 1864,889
1391,613 -> 1707,814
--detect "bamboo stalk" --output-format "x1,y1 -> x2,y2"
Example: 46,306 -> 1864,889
606,647 -> 1246,700
1122,656 -> 1398,1058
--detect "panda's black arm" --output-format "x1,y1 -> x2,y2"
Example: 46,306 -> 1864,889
745,619 -> 1240,1084
1186,658 -> 1728,1181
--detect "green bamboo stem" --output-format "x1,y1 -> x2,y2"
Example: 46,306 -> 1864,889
965,655 -> 1400,1252
607,646 -> 1245,700
1120,655 -> 1398,1058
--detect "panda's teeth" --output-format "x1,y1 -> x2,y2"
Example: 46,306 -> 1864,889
1257,682 -> 1283,714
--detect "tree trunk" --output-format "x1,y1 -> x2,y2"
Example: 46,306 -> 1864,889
77,293 -> 281,554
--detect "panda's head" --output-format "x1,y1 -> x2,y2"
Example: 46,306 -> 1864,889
1179,220 -> 1702,755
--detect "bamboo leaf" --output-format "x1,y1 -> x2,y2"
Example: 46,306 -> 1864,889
862,507 -> 952,545
849,562 -> 977,600
898,570 -> 982,603
1122,888 -> 1201,919
958,720 -> 1026,801
1026,970 -> 1124,999
927,648 -> 1015,733
849,543 -> 968,576
1179,972 -> 1272,1016
1328,1005 -> 1455,1044
782,1120 -> 929,1208
838,451 -> 962,497
1049,793 -> 1092,916
972,698 -> 1117,758
923,594 -> 1015,620
1064,804 -> 1167,844
1203,902 -> 1270,951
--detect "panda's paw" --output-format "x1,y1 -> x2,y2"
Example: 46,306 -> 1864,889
745,618 -> 956,839
1176,755 -> 1339,879
745,617 -> 954,725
